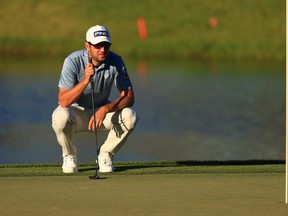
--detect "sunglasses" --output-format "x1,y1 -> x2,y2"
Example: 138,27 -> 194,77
88,42 -> 111,49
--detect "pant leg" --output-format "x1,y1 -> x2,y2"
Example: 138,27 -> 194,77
51,105 -> 90,157
100,107 -> 139,155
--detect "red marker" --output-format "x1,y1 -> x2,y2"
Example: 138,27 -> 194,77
137,16 -> 148,40
209,17 -> 218,28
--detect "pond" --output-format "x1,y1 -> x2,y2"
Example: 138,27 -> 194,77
0,57 -> 285,164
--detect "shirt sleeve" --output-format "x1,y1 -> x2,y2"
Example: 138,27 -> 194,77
115,59 -> 133,91
58,57 -> 78,90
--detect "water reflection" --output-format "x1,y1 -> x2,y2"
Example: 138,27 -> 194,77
0,58 -> 285,164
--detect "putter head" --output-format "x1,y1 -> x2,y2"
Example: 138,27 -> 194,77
89,174 -> 100,180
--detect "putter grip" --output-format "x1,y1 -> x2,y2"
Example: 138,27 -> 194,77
88,56 -> 94,82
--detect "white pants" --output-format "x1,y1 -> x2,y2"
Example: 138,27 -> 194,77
52,105 -> 138,157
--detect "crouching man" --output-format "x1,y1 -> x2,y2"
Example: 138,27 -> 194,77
52,25 -> 138,173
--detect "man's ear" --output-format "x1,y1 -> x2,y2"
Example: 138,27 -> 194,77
85,41 -> 90,50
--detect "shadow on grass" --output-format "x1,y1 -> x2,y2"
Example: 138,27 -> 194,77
175,160 -> 285,166
78,167 -> 96,172
111,160 -> 285,173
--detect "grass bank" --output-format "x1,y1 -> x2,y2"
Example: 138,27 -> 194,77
0,160 -> 285,177
0,0 -> 285,60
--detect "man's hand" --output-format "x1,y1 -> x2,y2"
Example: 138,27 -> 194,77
84,62 -> 95,82
88,106 -> 109,130
88,89 -> 134,130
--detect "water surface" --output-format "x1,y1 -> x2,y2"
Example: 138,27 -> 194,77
0,58 -> 285,164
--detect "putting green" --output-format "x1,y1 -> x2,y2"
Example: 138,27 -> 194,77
0,173 -> 286,216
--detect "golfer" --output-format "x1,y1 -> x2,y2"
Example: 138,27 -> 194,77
52,25 -> 138,173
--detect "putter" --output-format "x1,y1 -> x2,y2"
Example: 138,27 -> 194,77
88,56 -> 101,180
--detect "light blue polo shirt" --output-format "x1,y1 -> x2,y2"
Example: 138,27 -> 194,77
58,49 -> 133,108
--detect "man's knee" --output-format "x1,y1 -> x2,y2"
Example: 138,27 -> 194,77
52,106 -> 70,131
121,108 -> 139,130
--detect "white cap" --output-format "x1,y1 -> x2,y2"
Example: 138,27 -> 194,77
86,25 -> 112,45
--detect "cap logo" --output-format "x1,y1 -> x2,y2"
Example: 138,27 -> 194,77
93,31 -> 108,38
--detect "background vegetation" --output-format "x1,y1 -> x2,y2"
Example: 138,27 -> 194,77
0,0 -> 285,60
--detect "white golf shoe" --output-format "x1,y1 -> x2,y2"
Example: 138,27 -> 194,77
62,155 -> 78,173
98,152 -> 114,173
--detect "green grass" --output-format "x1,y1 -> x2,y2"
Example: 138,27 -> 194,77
1,174 -> 285,216
0,161 -> 286,216
0,0 -> 285,60
0,160 -> 285,177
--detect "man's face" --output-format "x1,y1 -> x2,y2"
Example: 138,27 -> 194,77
86,42 -> 111,65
